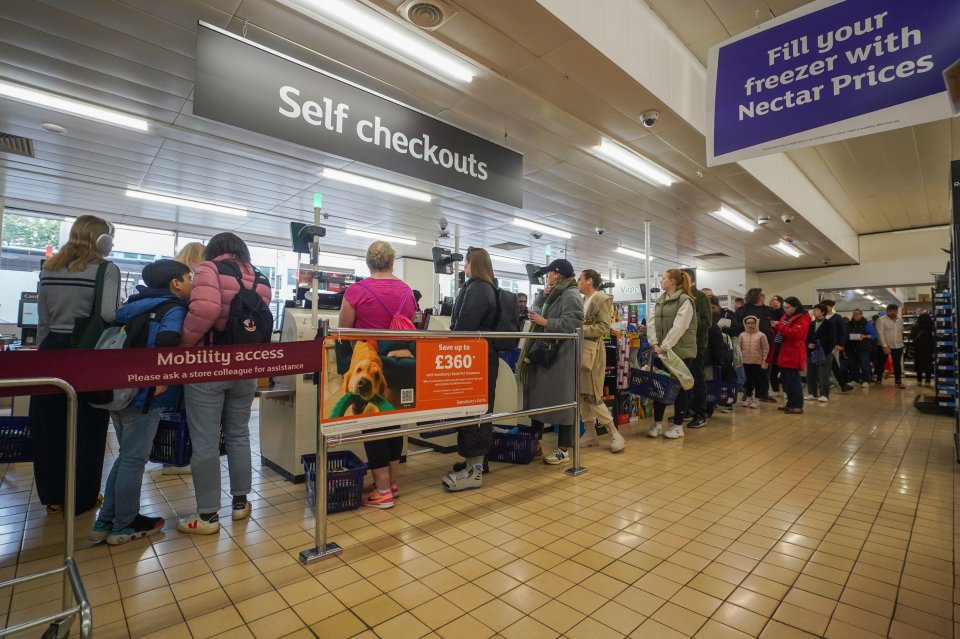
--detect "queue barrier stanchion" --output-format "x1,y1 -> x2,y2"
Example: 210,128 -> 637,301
298,327 -> 585,565
0,378 -> 92,639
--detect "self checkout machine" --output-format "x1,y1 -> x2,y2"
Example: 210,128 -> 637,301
258,217 -> 406,480
17,292 -> 39,347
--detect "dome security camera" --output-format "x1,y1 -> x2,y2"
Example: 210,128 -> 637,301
438,217 -> 448,232
757,215 -> 771,225
821,257 -> 830,265
531,231 -> 543,240
595,226 -> 606,236
640,109 -> 660,128
781,213 -> 795,224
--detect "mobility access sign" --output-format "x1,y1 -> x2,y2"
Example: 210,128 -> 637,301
706,0 -> 960,166
194,23 -> 524,208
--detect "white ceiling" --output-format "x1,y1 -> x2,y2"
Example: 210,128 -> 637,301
644,0 -> 960,235
0,0 -> 955,279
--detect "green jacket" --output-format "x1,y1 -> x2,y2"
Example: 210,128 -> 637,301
654,290 -> 698,360
691,288 -> 711,350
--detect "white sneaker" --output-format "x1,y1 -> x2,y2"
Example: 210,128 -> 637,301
177,514 -> 220,535
663,424 -> 684,439
861,382 -> 870,389
645,422 -> 663,438
804,394 -> 816,400
818,396 -> 829,403
543,449 -> 569,465
443,464 -> 483,491
609,429 -> 626,453
580,434 -> 600,448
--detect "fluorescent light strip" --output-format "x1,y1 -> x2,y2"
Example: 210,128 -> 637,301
488,253 -> 527,265
855,289 -> 866,295
596,139 -> 675,187
511,218 -> 572,239
276,0 -> 475,83
771,241 -> 802,258
710,205 -> 757,232
616,246 -> 652,261
125,190 -> 247,216
322,168 -> 431,202
345,228 -> 416,246
0,80 -> 148,131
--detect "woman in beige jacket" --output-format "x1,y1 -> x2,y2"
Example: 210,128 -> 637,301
578,270 -> 625,453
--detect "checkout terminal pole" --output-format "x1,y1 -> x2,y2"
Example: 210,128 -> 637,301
300,317 -> 343,564
566,326 -> 587,476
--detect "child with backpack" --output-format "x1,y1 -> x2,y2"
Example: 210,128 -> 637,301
89,259 -> 192,544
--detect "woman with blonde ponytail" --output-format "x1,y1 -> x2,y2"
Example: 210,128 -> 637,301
645,269 -> 699,440
32,215 -> 120,514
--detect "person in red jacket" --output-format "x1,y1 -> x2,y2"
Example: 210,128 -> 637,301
771,296 -> 812,414
177,233 -> 272,534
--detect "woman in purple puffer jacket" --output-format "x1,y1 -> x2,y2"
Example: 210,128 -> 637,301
177,233 -> 272,535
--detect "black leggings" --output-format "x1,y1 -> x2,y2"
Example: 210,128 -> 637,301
457,349 -> 500,458
531,419 -> 574,448
364,433 -> 403,470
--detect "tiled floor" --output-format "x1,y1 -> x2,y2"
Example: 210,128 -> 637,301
0,383 -> 956,638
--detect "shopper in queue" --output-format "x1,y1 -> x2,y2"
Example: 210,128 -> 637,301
517,259 -> 584,465
442,247 -> 500,491
578,269 -> 625,453
177,233 -> 272,533
805,303 -> 836,403
766,295 -> 785,398
911,310 -> 935,387
738,316 -> 769,408
339,241 -> 416,508
845,308 -> 875,387
646,269 -> 699,439
681,269 -> 711,429
90,259 -> 192,544
30,215 -> 119,514
771,297 -> 811,414
876,303 -> 906,388
174,241 -> 206,270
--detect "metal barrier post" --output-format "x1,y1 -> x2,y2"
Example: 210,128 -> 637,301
0,378 -> 92,639
300,319 -> 343,565
567,327 -> 587,476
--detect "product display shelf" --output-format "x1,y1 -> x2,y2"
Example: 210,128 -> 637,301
915,273 -> 955,417
902,313 -> 917,379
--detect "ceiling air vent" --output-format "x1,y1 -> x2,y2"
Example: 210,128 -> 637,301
397,0 -> 457,30
490,241 -> 528,251
0,133 -> 35,158
693,252 -> 729,260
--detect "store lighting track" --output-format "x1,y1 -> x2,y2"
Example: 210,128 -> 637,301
710,206 -> 757,232
321,168 -> 432,202
511,218 -> 572,239
125,190 -> 248,216
345,228 -> 416,246
595,139 -> 676,187
0,80 -> 149,131
615,246 -> 653,261
274,0 -> 476,83
771,241 -> 802,258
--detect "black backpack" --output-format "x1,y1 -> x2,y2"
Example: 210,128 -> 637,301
212,261 -> 273,345
482,282 -> 521,351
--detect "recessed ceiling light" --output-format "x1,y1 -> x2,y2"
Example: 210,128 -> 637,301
771,241 -> 802,258
275,0 -> 476,83
595,139 -> 676,187
125,189 -> 247,216
511,218 -> 572,239
321,168 -> 431,202
0,80 -> 149,131
710,205 -> 757,232
345,228 -> 416,246
41,122 -> 67,135
488,253 -> 527,265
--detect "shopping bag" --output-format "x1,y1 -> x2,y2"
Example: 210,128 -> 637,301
660,347 -> 694,391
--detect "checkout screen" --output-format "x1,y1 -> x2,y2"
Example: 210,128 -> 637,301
19,301 -> 38,327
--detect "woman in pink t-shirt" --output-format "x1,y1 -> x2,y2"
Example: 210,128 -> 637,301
339,241 -> 416,509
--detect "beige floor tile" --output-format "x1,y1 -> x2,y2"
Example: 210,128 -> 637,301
310,610 -> 367,639
410,596 -> 463,629
500,615 -> 562,639
373,611 -> 432,639
247,608 -> 306,639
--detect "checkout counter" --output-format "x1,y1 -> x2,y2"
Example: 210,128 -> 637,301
257,306 -> 520,481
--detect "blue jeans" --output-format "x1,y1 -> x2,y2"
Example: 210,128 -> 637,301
100,406 -> 164,527
185,380 -> 255,514
850,350 -> 871,383
781,368 -> 804,409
